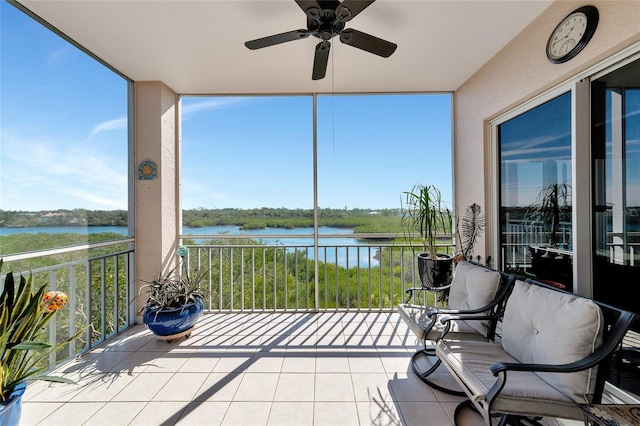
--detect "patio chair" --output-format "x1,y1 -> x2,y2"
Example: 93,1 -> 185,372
436,278 -> 639,426
397,261 -> 516,395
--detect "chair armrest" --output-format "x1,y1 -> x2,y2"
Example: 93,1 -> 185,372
436,312 -> 504,341
485,351 -> 611,407
490,353 -> 604,376
404,284 -> 452,304
404,287 -> 420,303
434,303 -> 504,316
439,312 -> 504,324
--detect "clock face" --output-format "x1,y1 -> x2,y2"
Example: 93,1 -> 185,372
546,6 -> 598,64
547,12 -> 587,60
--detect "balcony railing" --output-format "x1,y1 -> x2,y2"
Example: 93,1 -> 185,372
180,233 -> 456,313
0,233 -> 457,370
501,230 -> 640,271
1,239 -> 135,370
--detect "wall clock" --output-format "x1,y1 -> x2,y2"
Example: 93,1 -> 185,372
546,5 -> 599,64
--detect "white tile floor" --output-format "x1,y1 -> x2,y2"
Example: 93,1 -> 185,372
19,312 -> 571,426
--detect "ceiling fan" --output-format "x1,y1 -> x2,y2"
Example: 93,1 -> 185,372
244,0 -> 397,80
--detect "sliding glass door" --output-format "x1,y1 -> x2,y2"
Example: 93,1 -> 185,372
591,58 -> 640,329
498,92 -> 574,290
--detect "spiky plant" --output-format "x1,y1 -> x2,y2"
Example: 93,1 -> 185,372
524,183 -> 571,246
458,203 -> 485,261
0,259 -> 84,402
137,262 -> 208,317
401,184 -> 453,259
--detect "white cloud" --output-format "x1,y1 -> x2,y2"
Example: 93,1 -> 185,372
90,117 -> 127,137
47,47 -> 69,67
181,97 -> 248,119
1,128 -> 127,210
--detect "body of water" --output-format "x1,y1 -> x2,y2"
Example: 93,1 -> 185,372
183,225 -> 381,267
1,225 -> 381,267
0,226 -> 130,236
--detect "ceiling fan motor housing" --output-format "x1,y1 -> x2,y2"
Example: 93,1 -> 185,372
307,9 -> 346,40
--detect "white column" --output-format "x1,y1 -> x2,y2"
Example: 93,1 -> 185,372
134,81 -> 180,321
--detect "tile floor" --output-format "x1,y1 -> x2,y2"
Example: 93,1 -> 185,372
20,312 -> 573,425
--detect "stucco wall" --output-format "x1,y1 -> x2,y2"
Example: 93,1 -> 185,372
134,81 -> 180,318
454,0 -> 640,257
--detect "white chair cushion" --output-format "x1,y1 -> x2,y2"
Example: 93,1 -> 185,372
436,339 -> 583,420
502,280 -> 604,403
448,261 -> 502,337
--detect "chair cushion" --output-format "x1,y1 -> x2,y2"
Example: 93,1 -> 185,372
448,261 -> 502,337
502,280 -> 604,403
436,339 -> 583,420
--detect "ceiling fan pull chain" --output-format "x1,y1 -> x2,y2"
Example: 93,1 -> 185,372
331,41 -> 336,164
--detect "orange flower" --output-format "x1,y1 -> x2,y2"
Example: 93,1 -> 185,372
41,291 -> 69,313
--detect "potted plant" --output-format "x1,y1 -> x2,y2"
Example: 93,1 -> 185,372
138,260 -> 208,342
401,184 -> 454,287
455,203 -> 491,266
0,260 -> 83,425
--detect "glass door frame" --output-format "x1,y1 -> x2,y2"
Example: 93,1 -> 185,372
489,42 -> 640,298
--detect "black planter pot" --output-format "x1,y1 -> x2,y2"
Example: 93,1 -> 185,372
417,253 -> 453,288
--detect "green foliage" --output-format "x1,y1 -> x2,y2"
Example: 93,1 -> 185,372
0,232 -> 126,258
182,207 -> 403,232
185,241 -> 435,311
137,262 -> 209,313
1,207 -> 405,236
0,209 -> 128,228
401,184 -> 453,258
0,260 -> 84,402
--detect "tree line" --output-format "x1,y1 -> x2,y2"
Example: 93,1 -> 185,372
0,207 -> 404,233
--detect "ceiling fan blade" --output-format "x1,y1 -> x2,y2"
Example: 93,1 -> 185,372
245,30 -> 310,50
339,28 -> 397,57
317,0 -> 342,9
336,0 -> 375,21
295,0 -> 322,14
312,41 -> 331,80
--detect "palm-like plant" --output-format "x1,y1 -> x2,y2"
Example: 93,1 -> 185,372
401,184 -> 453,259
137,262 -> 208,315
525,183 -> 571,246
0,259 -> 83,403
457,203 -> 486,261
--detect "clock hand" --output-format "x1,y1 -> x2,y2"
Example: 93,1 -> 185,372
552,22 -> 578,47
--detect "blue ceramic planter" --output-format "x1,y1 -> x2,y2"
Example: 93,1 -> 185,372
0,382 -> 27,426
143,297 -> 204,336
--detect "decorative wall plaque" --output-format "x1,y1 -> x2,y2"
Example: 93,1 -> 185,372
138,160 -> 157,180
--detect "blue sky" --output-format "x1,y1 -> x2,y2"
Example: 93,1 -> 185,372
1,1 -> 453,212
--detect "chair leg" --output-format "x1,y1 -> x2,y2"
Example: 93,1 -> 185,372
493,415 -> 544,426
453,400 -> 482,426
506,416 -> 545,426
410,349 -> 466,397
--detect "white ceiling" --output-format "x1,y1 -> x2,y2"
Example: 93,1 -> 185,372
18,0 -> 553,95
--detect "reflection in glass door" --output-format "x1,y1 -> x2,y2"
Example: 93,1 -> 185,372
591,59 -> 640,331
498,92 -> 574,291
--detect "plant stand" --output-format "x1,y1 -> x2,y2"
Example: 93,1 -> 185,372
154,325 -> 195,343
